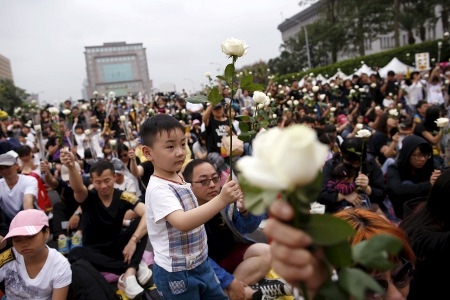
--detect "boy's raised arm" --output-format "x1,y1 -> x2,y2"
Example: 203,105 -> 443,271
60,148 -> 88,203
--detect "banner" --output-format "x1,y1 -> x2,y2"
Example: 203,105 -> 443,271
415,52 -> 430,71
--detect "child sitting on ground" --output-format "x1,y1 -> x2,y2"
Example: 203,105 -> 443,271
0,209 -> 71,299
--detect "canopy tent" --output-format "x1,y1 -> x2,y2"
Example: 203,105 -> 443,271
379,57 -> 415,78
329,70 -> 348,81
316,73 -> 327,82
353,64 -> 376,76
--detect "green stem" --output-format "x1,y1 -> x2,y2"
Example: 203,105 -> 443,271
228,56 -> 237,180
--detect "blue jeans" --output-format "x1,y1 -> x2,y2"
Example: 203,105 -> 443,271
153,259 -> 227,300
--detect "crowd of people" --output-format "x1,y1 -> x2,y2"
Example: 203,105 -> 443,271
0,63 -> 448,299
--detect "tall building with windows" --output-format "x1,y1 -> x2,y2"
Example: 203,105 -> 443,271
0,53 -> 13,81
278,1 -> 446,63
84,42 -> 152,98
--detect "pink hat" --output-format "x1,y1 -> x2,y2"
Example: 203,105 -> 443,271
192,119 -> 200,125
4,209 -> 49,240
337,114 -> 348,125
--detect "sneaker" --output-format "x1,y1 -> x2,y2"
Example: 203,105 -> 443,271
136,261 -> 152,287
57,236 -> 70,255
118,274 -> 144,299
70,234 -> 83,250
251,278 -> 293,300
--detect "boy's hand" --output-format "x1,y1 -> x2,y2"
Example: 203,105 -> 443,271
220,180 -> 242,204
60,148 -> 75,167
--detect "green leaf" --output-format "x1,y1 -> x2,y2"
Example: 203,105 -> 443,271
238,134 -> 250,142
258,120 -> 269,128
239,121 -> 249,133
216,75 -> 227,82
323,240 -> 353,268
208,87 -> 223,105
240,75 -> 253,89
235,115 -> 250,122
238,175 -> 279,215
186,95 -> 208,104
306,214 -> 355,246
352,234 -> 402,270
224,64 -> 235,83
339,268 -> 384,300
317,279 -> 348,300
249,117 -> 256,123
244,83 -> 264,92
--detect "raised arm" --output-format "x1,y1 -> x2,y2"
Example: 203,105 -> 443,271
60,148 -> 88,203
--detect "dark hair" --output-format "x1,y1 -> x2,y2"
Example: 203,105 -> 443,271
331,162 -> 357,181
140,114 -> 185,147
16,145 -> 32,157
182,159 -> 215,183
117,143 -> 129,154
89,159 -> 114,178
415,100 -> 428,110
340,137 -> 366,166
423,105 -> 441,132
387,70 -> 396,77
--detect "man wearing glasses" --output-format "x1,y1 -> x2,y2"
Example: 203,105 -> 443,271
182,159 -> 292,300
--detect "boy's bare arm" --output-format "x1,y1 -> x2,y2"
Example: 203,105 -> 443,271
166,181 -> 242,232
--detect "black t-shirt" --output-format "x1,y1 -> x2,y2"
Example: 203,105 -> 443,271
205,117 -> 229,154
138,161 -> 154,197
80,189 -> 140,249
205,213 -> 235,262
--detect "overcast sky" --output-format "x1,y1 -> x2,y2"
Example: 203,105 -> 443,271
0,0 -> 310,104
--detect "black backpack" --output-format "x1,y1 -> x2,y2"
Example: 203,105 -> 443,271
68,258 -> 120,300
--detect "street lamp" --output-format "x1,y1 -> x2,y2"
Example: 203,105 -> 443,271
210,62 -> 223,73
287,18 -> 312,69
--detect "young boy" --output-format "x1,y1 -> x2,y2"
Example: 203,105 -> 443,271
140,114 -> 242,299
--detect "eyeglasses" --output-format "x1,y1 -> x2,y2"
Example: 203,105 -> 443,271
366,260 -> 414,300
411,153 -> 432,160
191,176 -> 220,186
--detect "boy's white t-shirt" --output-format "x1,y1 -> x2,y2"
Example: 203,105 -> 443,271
0,247 -> 71,300
145,176 -> 208,272
0,174 -> 38,220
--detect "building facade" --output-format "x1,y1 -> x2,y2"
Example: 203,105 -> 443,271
278,1 -> 446,63
0,53 -> 13,81
84,42 -> 152,98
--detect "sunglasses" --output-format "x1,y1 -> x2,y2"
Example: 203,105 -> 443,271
191,176 -> 220,186
366,259 -> 414,300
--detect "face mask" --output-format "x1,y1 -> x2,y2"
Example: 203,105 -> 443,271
85,159 -> 95,165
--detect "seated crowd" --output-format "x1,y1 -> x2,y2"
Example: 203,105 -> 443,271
0,64 -> 448,299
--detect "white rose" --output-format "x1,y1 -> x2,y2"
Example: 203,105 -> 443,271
34,125 -> 41,132
397,103 -> 402,108
267,93 -> 272,97
359,88 -> 365,93
287,100 -> 293,106
251,106 -> 256,111
356,129 -> 372,138
84,129 -> 91,136
293,100 -> 299,106
205,72 -> 211,78
93,91 -> 98,96
108,91 -> 115,98
445,32 -> 449,38
445,79 -> 450,85
181,109 -> 186,114
176,110 -> 180,114
354,85 -> 359,89
237,125 -> 328,190
165,109 -> 171,114
253,91 -> 269,104
330,107 -> 336,112
435,117 -> 449,128
109,139 -> 117,146
312,86 -> 319,93
120,115 -> 126,122
272,114 -> 277,119
257,103 -> 264,109
264,98 -> 270,106
31,100 -> 36,105
389,109 -> 399,117
278,85 -> 283,89
356,123 -> 363,129
375,106 -> 381,111
361,61 -> 365,64
330,83 -> 335,88
221,37 -> 248,57
350,89 -> 356,94
370,83 -> 377,88
302,88 -> 307,93
62,109 -> 71,115
48,107 -> 59,115
388,93 -> 393,97
319,94 -> 326,101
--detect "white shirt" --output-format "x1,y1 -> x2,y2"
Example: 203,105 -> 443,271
114,175 -> 138,195
0,175 -> 38,221
186,102 -> 204,113
0,247 -> 71,300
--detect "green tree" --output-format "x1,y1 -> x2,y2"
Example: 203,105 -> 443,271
0,79 -> 28,115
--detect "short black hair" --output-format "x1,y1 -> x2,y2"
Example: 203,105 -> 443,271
16,145 -> 32,157
182,159 -> 216,183
340,137 -> 364,163
140,114 -> 185,147
89,159 -> 114,178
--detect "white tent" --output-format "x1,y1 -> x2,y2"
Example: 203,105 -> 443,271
379,57 -> 415,78
316,73 -> 327,82
329,70 -> 347,81
354,64 -> 376,76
